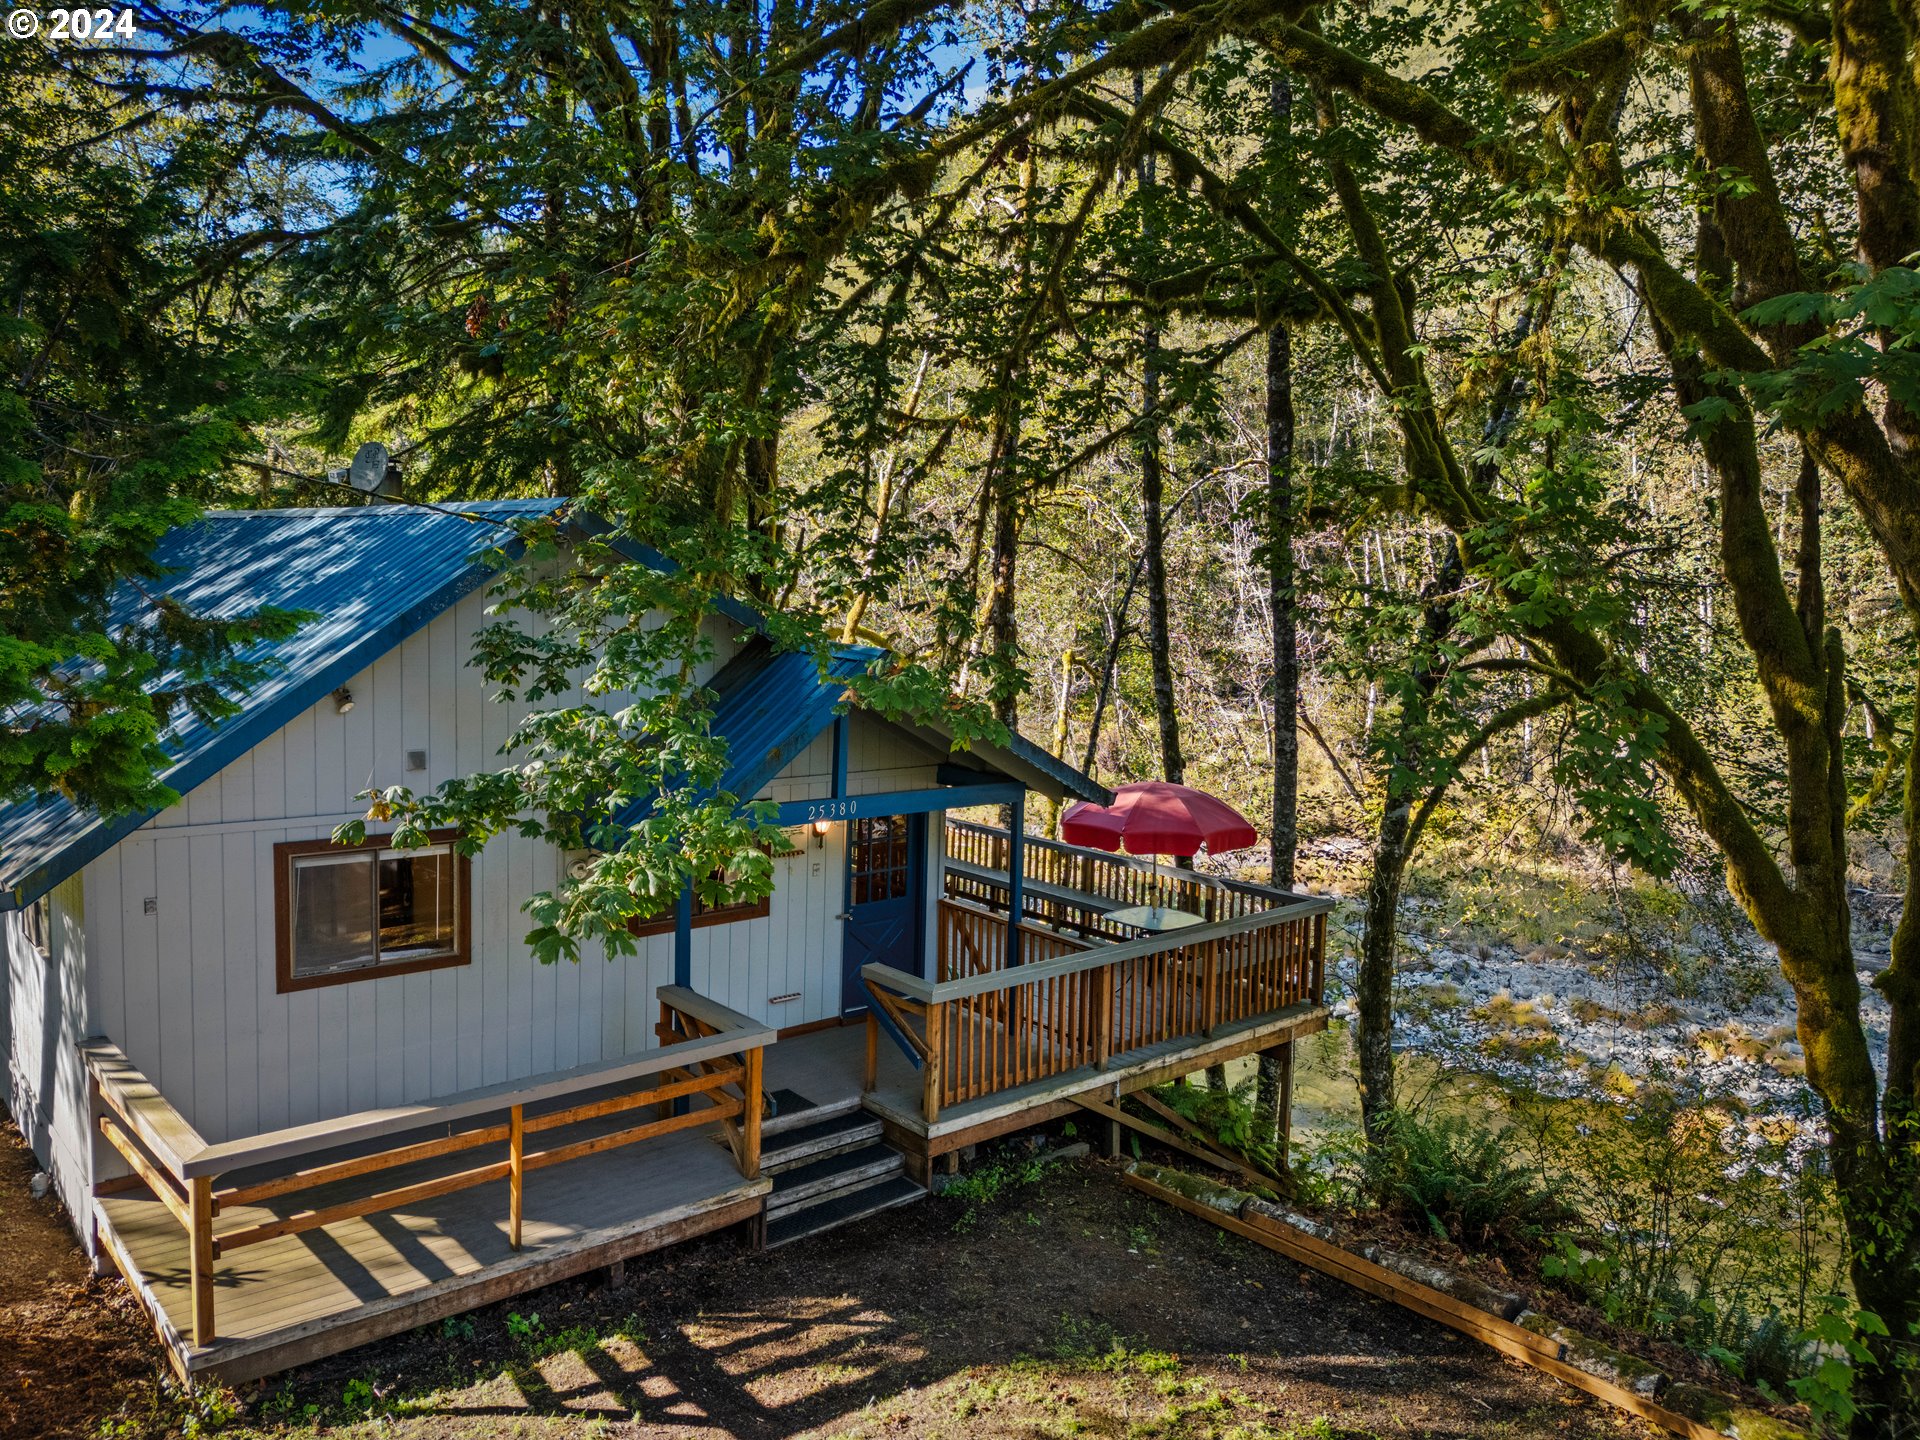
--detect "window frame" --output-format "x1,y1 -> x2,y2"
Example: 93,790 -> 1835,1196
20,893 -> 51,961
273,829 -> 471,994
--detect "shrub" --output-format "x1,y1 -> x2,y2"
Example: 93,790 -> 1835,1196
1361,1109 -> 1574,1260
939,1143 -> 1053,1230
1141,1076 -> 1279,1176
1513,1084 -> 1847,1378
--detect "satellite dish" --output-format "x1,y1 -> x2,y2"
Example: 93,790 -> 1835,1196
348,441 -> 398,497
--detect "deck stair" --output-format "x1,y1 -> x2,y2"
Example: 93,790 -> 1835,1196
759,1099 -> 924,1246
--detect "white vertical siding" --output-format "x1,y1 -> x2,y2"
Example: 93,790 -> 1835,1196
67,597 -> 968,1156
8,875 -> 90,1220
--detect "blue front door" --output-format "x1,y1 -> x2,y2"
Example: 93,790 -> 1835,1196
842,814 -> 924,1014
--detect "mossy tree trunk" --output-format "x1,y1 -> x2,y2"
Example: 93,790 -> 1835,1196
1259,10 -> 1920,1422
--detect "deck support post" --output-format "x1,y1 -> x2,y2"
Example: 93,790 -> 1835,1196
672,883 -> 693,990
671,887 -> 694,1118
1275,1039 -> 1295,1169
922,1001 -> 945,1123
742,1045 -> 763,1180
189,1175 -> 215,1348
863,1014 -> 878,1092
509,1104 -> 525,1251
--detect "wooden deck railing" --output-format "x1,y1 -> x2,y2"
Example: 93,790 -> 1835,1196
937,894 -> 1092,981
81,987 -> 770,1350
864,895 -> 1329,1122
944,817 -> 1302,934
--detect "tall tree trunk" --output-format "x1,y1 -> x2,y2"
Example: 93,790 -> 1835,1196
1353,296 -> 1539,1144
984,419 -> 1022,728
1135,92 -> 1183,791
1355,550 -> 1460,1140
1255,315 -> 1299,1143
1266,316 -> 1300,888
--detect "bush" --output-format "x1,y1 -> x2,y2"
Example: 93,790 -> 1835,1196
1142,1076 -> 1279,1176
1361,1109 -> 1574,1261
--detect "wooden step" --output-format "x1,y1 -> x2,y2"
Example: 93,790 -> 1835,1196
760,1110 -> 884,1173
762,1095 -> 862,1139
765,1175 -> 925,1248
766,1143 -> 903,1218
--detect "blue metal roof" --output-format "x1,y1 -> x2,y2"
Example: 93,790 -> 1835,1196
629,639 -> 885,821
0,501 -> 565,909
1,500 -> 1108,905
610,637 -> 1110,831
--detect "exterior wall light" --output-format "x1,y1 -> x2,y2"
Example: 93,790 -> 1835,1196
332,687 -> 355,715
811,818 -> 832,847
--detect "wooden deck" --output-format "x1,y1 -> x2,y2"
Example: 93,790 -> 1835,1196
85,988 -> 777,1386
99,1116 -> 766,1384
94,996 -> 1326,1384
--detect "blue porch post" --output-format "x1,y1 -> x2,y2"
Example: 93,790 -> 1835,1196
672,880 -> 694,1115
1007,793 -> 1025,965
673,882 -> 693,988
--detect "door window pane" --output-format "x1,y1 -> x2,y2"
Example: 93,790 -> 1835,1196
852,817 -> 911,903
290,853 -> 376,975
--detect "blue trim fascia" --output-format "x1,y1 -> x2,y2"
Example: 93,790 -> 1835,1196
768,783 -> 1023,828
2,541 -> 524,912
727,705 -> 845,818
1000,731 -> 1109,804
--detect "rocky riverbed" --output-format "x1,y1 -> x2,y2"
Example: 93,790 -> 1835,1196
1320,892 -> 1895,1159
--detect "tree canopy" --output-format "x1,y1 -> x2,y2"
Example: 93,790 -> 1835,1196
12,0 -> 1920,1426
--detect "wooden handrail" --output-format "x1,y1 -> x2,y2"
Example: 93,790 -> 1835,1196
945,817 -> 1312,907
82,1038 -> 203,1181
80,986 -> 771,1350
866,893 -> 1333,1005
182,987 -> 768,1178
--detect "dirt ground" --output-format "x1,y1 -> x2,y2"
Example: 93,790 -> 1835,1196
0,1118 -> 168,1440
2,1112 -> 1661,1440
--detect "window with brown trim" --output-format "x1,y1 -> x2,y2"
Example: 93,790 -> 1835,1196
627,870 -> 771,938
274,831 -> 471,993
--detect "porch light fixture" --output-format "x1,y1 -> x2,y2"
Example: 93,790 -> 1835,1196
811,818 -> 832,847
332,687 -> 355,715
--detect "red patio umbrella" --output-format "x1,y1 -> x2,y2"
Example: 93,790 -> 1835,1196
1061,781 -> 1258,858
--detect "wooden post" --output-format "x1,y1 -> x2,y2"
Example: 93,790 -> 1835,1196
509,1104 -> 525,1251
1094,964 -> 1114,1070
1275,1039 -> 1296,1169
742,1045 -> 763,1180
188,1175 -> 215,1348
863,1013 -> 879,1092
922,1000 -> 945,1124
1202,937 -> 1220,1037
1007,795 -> 1026,965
